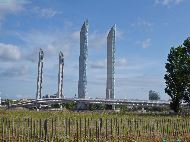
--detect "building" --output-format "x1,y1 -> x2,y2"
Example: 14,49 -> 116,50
78,20 -> 88,99
106,25 -> 116,99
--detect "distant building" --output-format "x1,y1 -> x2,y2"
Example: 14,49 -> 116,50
42,94 -> 49,99
50,94 -> 57,98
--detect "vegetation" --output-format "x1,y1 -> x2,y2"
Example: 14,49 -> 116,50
0,109 -> 190,141
149,90 -> 160,100
165,37 -> 190,113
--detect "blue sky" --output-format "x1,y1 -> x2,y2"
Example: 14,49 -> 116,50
0,0 -> 190,100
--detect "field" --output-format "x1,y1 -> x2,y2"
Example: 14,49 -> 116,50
0,109 -> 190,142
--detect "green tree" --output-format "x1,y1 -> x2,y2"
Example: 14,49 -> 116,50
149,90 -> 160,100
164,37 -> 190,113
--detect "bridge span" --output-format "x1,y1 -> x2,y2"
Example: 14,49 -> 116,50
16,98 -> 171,108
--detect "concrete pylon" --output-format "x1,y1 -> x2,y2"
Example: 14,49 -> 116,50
36,49 -> 44,100
78,20 -> 88,99
57,51 -> 64,98
106,25 -> 116,100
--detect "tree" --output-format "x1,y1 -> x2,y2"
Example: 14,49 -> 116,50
164,37 -> 190,113
182,38 -> 190,104
149,90 -> 160,100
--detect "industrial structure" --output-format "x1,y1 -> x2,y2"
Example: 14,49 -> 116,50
11,20 -> 175,110
36,49 -> 44,100
78,20 -> 88,99
106,25 -> 116,100
57,51 -> 64,98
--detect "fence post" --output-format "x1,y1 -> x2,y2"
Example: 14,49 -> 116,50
39,119 -> 42,141
106,118 -> 108,141
65,117 -> 67,137
111,118 -> 113,139
76,119 -> 79,142
69,118 -> 71,138
79,118 -> 82,141
44,119 -> 48,141
84,118 -> 86,139
95,120 -> 98,141
2,117 -> 4,142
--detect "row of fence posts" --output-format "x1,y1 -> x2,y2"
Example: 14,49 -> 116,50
0,117 -> 190,141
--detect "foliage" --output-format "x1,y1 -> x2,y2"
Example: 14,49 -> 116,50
149,90 -> 160,100
89,103 -> 106,110
64,102 -> 76,110
165,37 -> 190,113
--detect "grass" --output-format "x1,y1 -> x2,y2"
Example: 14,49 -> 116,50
0,109 -> 190,141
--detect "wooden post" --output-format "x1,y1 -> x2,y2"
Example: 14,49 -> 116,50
8,119 -> 10,142
88,118 -> 90,140
55,118 -> 57,140
51,118 -> 54,140
111,118 -> 113,139
68,118 -> 71,138
76,119 -> 79,142
65,118 -> 67,137
12,118 -> 14,141
117,119 -> 119,141
2,117 -> 4,142
84,118 -> 87,139
44,119 -> 48,141
99,118 -> 102,140
96,120 -> 98,141
39,119 -> 42,141
79,118 -> 82,141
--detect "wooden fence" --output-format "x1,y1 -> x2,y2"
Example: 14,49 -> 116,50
0,117 -> 190,141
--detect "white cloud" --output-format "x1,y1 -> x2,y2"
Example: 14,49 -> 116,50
89,57 -> 128,69
33,7 -> 62,18
89,31 -> 107,49
16,29 -> 79,62
136,38 -> 151,49
155,0 -> 184,6
0,43 -> 21,61
0,64 -> 28,78
0,0 -> 29,19
89,59 -> 106,69
142,38 -> 151,48
116,57 -> 127,67
88,28 -> 124,49
132,19 -> 152,28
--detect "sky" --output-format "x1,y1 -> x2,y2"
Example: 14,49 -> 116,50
0,0 -> 190,100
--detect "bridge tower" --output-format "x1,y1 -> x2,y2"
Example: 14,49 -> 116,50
106,25 -> 116,100
36,49 -> 44,100
78,20 -> 88,99
57,51 -> 64,98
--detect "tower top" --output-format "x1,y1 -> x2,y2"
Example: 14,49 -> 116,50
82,19 -> 89,29
39,48 -> 44,60
59,51 -> 64,57
111,24 -> 116,30
107,24 -> 116,38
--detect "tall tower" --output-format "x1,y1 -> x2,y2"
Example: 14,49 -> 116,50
78,20 -> 88,99
57,51 -> 64,98
36,49 -> 44,100
106,25 -> 116,99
